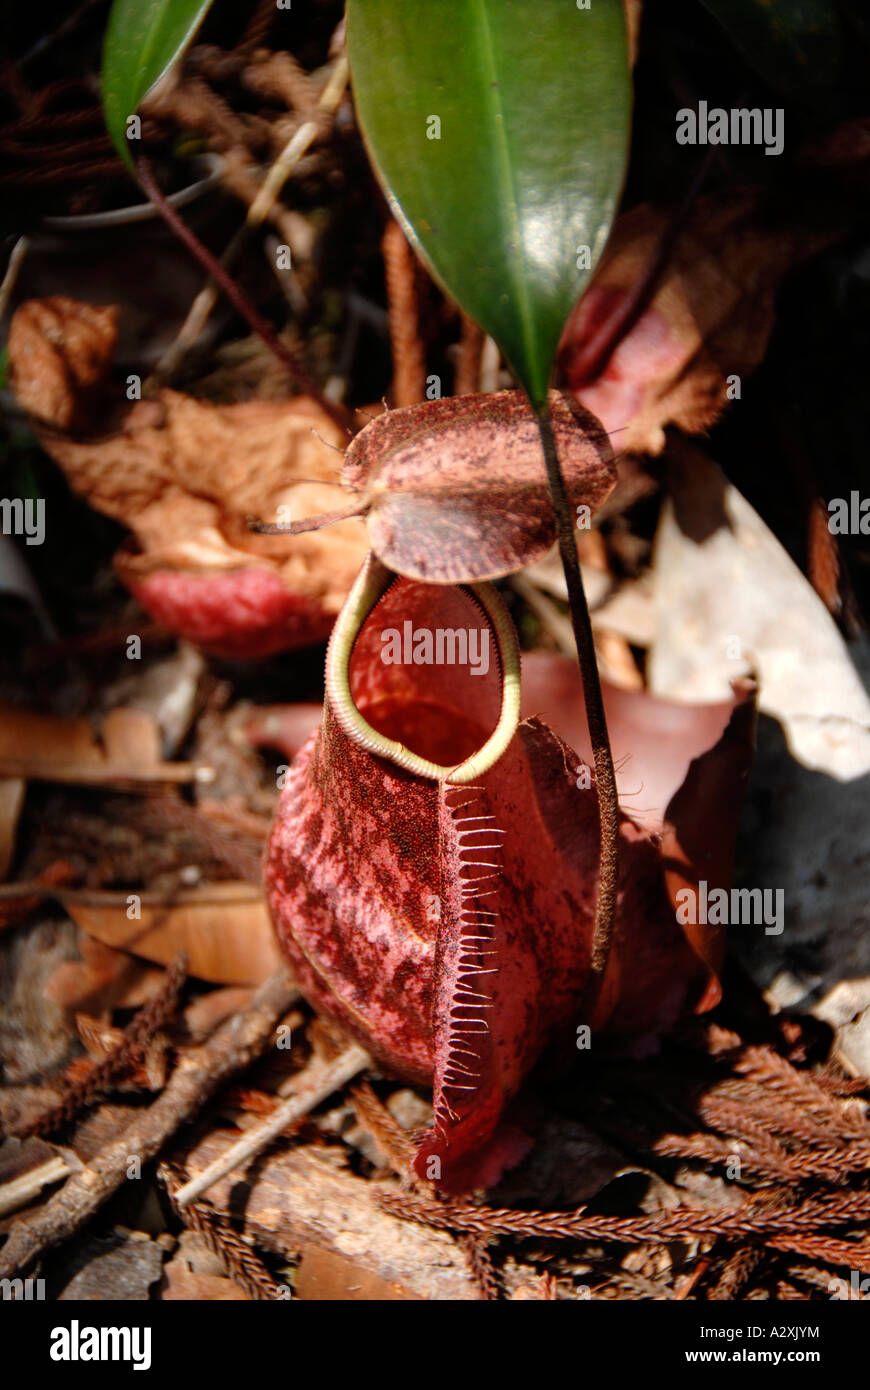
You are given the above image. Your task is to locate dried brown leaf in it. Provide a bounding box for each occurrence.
[559,191,837,455]
[8,297,369,657]
[66,883,282,985]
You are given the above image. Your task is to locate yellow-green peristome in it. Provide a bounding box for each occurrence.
[325,553,521,783]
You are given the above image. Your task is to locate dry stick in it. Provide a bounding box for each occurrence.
[0,1155,80,1221]
[135,156,353,436]
[535,405,619,1007]
[155,53,349,381]
[173,1043,371,1208]
[0,235,28,322]
[0,757,213,787]
[0,969,299,1278]
[0,883,261,907]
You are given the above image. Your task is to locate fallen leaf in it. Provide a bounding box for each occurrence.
[0,703,103,766]
[45,932,166,1017]
[648,438,870,779]
[244,703,322,762]
[0,700,195,786]
[160,1231,254,1301]
[66,882,283,985]
[8,297,369,658]
[182,986,254,1040]
[559,190,838,455]
[295,1245,419,1301]
[727,689,870,1074]
[520,650,749,834]
[0,861,78,934]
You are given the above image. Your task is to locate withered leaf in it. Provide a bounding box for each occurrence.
[8,297,369,657]
[559,190,839,456]
[648,442,870,781]
[45,933,166,1017]
[66,882,283,986]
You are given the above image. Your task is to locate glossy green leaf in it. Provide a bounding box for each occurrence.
[699,1,844,105]
[102,0,215,171]
[347,0,631,407]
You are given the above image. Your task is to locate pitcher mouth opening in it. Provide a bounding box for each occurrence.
[325,555,521,784]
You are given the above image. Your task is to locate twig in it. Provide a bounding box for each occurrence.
[0,235,28,322]
[0,969,299,1278]
[173,1043,371,1208]
[0,757,214,787]
[0,883,261,908]
[768,1232,870,1271]
[0,1154,81,1220]
[535,404,619,1011]
[136,156,352,434]
[154,55,349,383]
[11,954,188,1140]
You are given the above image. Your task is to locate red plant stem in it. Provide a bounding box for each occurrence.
[535,404,618,1010]
[135,156,354,436]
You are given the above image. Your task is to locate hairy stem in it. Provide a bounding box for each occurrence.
[535,403,619,1012]
[135,156,354,436]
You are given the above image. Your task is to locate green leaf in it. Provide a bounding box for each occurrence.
[101,0,215,172]
[347,0,631,406]
[698,0,845,105]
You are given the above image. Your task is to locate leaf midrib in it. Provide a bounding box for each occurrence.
[469,0,542,400]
